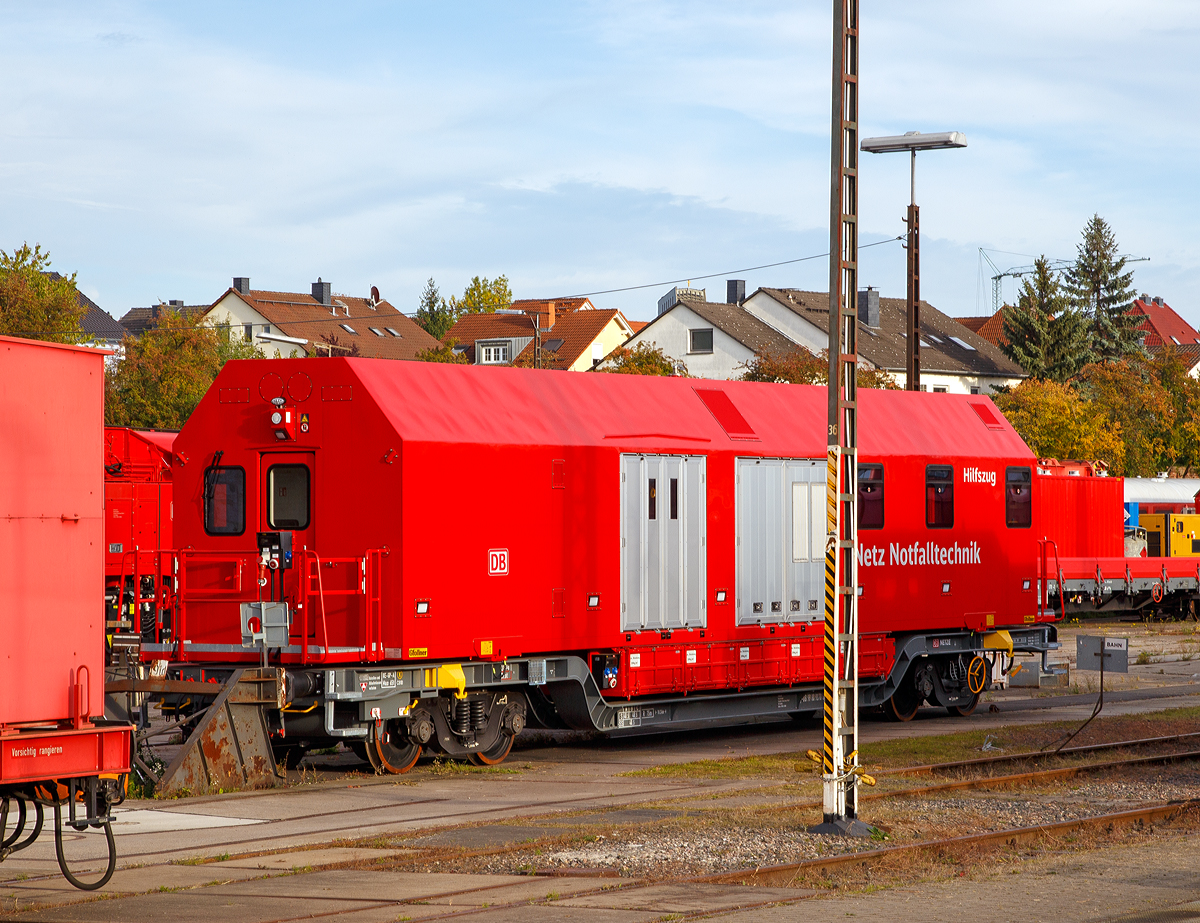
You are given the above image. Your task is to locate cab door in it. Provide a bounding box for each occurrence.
[260,452,316,632]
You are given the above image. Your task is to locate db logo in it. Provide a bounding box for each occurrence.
[488,548,509,576]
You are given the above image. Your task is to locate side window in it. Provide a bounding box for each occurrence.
[1005,466,1032,528]
[925,465,953,528]
[858,464,884,529]
[648,478,657,520]
[269,465,310,530]
[204,466,245,535]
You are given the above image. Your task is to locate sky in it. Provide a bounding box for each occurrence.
[4,1,1199,324]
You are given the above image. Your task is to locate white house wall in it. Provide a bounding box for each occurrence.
[203,294,304,358]
[566,315,635,372]
[620,305,756,379]
[741,292,827,354]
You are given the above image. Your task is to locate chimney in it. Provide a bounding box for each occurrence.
[857,287,880,327]
[168,299,184,307]
[546,301,556,328]
[233,277,250,295]
[1153,296,1163,306]
[312,278,331,306]
[727,279,746,305]
[151,303,161,319]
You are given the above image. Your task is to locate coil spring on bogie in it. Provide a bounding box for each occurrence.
[451,698,471,735]
[470,698,487,731]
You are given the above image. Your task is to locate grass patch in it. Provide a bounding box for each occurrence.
[427,758,524,776]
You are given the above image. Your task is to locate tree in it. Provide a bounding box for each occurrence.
[449,275,512,316]
[415,339,469,364]
[106,311,263,429]
[601,342,680,376]
[1151,347,1200,476]
[1000,256,1092,381]
[739,348,899,388]
[992,378,1124,468]
[0,243,86,343]
[1063,214,1141,362]
[414,278,455,340]
[1074,358,1174,476]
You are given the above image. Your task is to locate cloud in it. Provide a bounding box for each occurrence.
[2,1,1198,324]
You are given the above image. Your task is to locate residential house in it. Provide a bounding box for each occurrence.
[118,300,209,336]
[608,292,794,380]
[443,298,634,371]
[959,294,1200,377]
[200,277,440,359]
[613,283,1023,393]
[1131,294,1200,375]
[956,311,1006,348]
[741,288,1022,393]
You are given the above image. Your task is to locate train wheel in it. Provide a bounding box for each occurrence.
[373,723,421,774]
[466,734,514,767]
[350,736,383,772]
[949,693,980,717]
[887,681,920,722]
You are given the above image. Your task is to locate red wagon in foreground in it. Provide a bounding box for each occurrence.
[0,335,131,889]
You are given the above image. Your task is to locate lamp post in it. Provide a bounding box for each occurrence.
[859,131,966,391]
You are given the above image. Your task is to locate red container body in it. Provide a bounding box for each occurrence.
[161,358,1046,694]
[0,336,106,725]
[103,427,174,574]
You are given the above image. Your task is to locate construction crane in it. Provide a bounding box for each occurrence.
[978,249,1150,314]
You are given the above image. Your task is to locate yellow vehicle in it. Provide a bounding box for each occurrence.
[1140,513,1200,557]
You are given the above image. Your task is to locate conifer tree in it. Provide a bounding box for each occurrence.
[1063,214,1141,361]
[414,278,455,340]
[1001,256,1091,381]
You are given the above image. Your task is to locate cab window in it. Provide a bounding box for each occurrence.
[858,464,884,529]
[1005,467,1032,527]
[204,466,245,535]
[925,465,953,528]
[269,465,310,530]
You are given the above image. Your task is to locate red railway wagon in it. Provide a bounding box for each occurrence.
[0,335,131,889]
[103,426,174,657]
[144,357,1062,770]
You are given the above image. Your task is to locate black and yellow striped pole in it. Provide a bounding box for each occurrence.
[811,0,870,838]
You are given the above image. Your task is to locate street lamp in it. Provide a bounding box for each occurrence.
[860,131,966,391]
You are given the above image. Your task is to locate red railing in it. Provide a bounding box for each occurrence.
[174,547,388,664]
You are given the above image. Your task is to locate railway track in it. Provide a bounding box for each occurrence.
[4,734,1198,920]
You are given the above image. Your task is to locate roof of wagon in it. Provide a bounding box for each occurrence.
[334,358,1034,461]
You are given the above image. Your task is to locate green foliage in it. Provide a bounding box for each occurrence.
[416,339,469,364]
[414,278,455,340]
[1074,357,1174,476]
[449,275,512,316]
[993,377,1125,467]
[1063,214,1141,361]
[739,348,899,389]
[0,243,86,343]
[1000,256,1092,381]
[106,311,263,429]
[602,341,680,376]
[1152,347,1200,476]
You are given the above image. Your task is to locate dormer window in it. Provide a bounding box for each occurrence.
[480,341,510,364]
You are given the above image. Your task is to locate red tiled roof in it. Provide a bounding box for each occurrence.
[953,311,1008,347]
[218,289,441,360]
[443,312,539,363]
[514,308,625,370]
[627,320,648,334]
[1130,298,1200,348]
